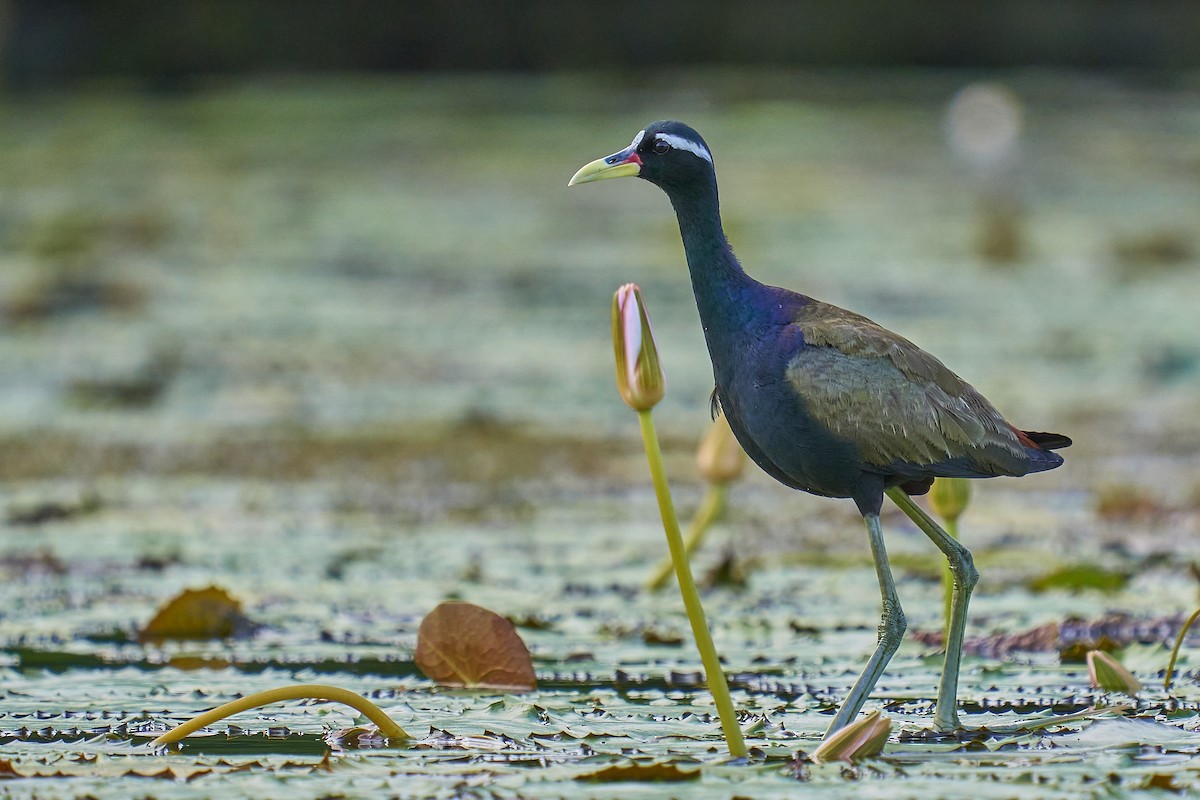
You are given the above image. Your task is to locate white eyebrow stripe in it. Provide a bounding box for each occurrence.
[655,133,713,163]
[629,129,646,150]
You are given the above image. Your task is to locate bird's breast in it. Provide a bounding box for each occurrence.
[709,325,864,499]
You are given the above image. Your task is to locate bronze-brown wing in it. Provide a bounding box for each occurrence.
[787,303,1028,472]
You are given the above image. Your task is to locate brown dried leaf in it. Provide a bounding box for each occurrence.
[121,767,179,780]
[1142,773,1185,792]
[913,621,1061,658]
[0,759,25,778]
[919,612,1193,660]
[139,586,257,643]
[415,601,537,691]
[166,655,233,670]
[577,761,701,783]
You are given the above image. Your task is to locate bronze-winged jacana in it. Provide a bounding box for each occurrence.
[569,121,1070,738]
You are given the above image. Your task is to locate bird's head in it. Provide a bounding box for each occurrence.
[568,121,715,193]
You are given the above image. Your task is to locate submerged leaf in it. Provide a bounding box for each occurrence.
[1028,564,1129,593]
[415,601,537,691]
[325,725,389,750]
[577,761,701,783]
[139,586,257,643]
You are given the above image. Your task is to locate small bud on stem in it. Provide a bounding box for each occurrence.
[697,415,746,485]
[930,477,971,524]
[612,284,665,411]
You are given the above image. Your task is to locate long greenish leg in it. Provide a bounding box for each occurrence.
[886,487,978,732]
[824,512,906,738]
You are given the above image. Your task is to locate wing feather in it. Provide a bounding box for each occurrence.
[787,304,1029,474]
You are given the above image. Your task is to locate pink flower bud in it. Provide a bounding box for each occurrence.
[611,284,665,411]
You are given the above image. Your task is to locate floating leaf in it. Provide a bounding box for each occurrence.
[1051,718,1200,749]
[813,709,891,763]
[641,627,684,646]
[325,725,389,750]
[1027,564,1129,594]
[577,761,700,783]
[415,601,537,691]
[1143,773,1185,792]
[139,586,257,643]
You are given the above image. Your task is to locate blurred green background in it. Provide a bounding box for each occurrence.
[5,0,1200,87]
[0,4,1196,553]
[2,5,1200,793]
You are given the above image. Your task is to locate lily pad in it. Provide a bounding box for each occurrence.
[139,586,258,643]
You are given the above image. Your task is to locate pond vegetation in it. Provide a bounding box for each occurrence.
[1,71,1200,797]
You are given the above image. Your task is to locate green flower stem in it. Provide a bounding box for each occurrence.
[149,683,410,748]
[1165,608,1200,690]
[636,409,747,758]
[941,517,959,644]
[647,483,728,591]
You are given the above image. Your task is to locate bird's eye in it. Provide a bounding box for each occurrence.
[652,139,670,155]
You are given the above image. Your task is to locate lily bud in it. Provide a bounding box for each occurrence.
[930,477,971,524]
[697,415,746,485]
[612,283,665,412]
[1087,649,1141,696]
[813,709,891,764]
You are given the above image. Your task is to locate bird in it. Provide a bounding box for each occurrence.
[569,121,1070,740]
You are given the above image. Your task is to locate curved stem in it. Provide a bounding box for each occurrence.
[647,483,728,591]
[149,684,410,748]
[637,410,747,758]
[1165,608,1200,690]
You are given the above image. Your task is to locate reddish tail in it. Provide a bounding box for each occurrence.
[1015,429,1072,450]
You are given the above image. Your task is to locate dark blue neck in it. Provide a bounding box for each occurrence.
[664,178,761,352]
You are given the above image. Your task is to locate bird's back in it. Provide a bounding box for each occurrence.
[712,290,1067,500]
